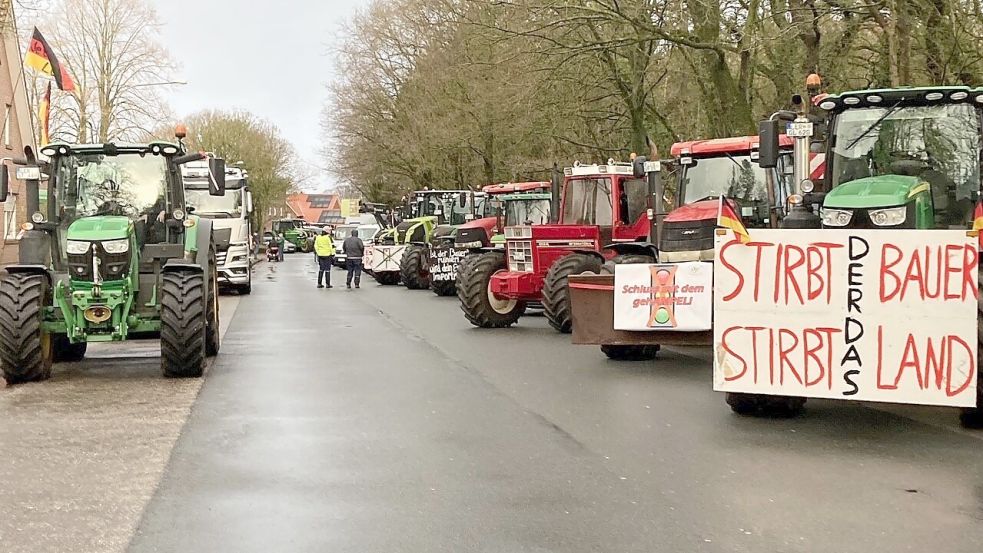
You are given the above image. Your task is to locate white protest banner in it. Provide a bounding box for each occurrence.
[430,248,468,282]
[614,262,713,331]
[713,229,979,407]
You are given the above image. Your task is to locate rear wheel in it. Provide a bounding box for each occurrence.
[205,256,221,358]
[431,279,457,297]
[457,251,526,328]
[542,253,603,333]
[601,344,660,361]
[0,274,53,383]
[160,271,207,378]
[53,334,87,363]
[374,271,400,286]
[401,244,431,290]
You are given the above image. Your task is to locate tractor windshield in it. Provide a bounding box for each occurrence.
[680,155,771,206]
[56,153,167,222]
[506,198,551,226]
[829,103,980,211]
[561,178,614,225]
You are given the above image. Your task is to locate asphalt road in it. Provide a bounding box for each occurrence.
[3,255,983,552]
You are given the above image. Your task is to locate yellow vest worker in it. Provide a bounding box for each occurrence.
[314,231,336,288]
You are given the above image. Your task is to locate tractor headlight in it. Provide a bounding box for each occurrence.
[102,239,129,254]
[821,208,853,227]
[869,206,907,227]
[67,240,91,255]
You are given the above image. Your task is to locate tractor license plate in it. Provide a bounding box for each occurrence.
[786,121,814,137]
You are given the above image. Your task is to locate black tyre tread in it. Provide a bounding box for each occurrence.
[374,271,400,286]
[542,253,603,333]
[457,251,525,328]
[160,271,207,378]
[601,344,660,361]
[601,254,656,275]
[205,260,221,358]
[0,274,52,383]
[53,335,87,363]
[431,278,457,297]
[400,244,431,290]
[726,393,806,418]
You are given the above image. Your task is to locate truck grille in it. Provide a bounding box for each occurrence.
[660,219,715,253]
[216,251,228,266]
[508,240,533,272]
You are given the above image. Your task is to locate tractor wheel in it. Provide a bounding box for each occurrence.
[601,254,656,274]
[53,334,87,363]
[299,239,312,253]
[726,393,806,418]
[0,273,53,383]
[431,278,457,297]
[400,244,431,290]
[374,271,400,286]
[960,263,983,429]
[601,345,660,361]
[160,271,207,378]
[457,251,526,328]
[205,255,221,358]
[542,253,603,333]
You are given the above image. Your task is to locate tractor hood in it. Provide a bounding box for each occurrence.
[663,199,721,223]
[459,216,497,232]
[67,216,132,241]
[824,175,923,209]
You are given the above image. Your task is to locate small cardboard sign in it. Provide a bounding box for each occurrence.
[430,248,468,282]
[614,262,713,331]
[713,229,979,407]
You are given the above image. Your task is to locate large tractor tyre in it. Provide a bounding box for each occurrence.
[960,266,983,429]
[160,271,207,378]
[374,271,400,286]
[205,257,221,358]
[299,239,313,254]
[726,393,806,418]
[600,254,656,274]
[431,278,458,297]
[542,253,603,334]
[601,345,660,361]
[457,251,526,328]
[53,335,87,363]
[0,274,53,383]
[400,244,431,290]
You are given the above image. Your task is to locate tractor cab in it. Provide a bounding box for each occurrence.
[815,87,982,230]
[659,136,795,262]
[453,182,551,250]
[408,189,482,225]
[557,162,650,246]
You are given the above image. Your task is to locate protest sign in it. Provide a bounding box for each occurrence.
[614,262,713,331]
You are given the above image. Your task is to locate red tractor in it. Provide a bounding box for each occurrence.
[458,161,657,331]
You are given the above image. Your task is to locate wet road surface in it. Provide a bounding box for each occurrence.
[131,256,982,553]
[3,255,982,552]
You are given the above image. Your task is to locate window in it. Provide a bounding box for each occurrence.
[561,178,614,226]
[621,178,648,224]
[309,195,334,208]
[3,105,10,149]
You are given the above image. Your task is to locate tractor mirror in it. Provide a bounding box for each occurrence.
[633,156,648,178]
[245,190,254,213]
[0,165,8,200]
[173,151,206,165]
[758,119,780,168]
[208,157,226,196]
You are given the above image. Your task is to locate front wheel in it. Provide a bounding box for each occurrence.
[960,266,983,428]
[400,244,431,290]
[542,253,603,333]
[0,273,53,383]
[457,252,526,328]
[53,334,87,363]
[431,278,457,297]
[374,271,400,286]
[160,271,207,378]
[205,258,221,358]
[726,393,806,418]
[601,345,660,361]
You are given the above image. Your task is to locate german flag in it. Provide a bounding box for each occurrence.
[973,201,983,232]
[25,28,75,92]
[717,196,750,244]
[39,82,51,146]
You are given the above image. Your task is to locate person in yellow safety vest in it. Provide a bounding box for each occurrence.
[314,228,336,288]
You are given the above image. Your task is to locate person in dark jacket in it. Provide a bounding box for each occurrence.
[342,229,365,289]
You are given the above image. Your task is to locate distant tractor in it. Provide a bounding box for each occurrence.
[459,162,654,331]
[272,218,313,253]
[0,133,226,383]
[430,181,551,297]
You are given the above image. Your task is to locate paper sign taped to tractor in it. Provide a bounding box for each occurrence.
[713,229,979,407]
[614,262,713,331]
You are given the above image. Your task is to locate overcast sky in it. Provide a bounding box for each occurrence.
[150,0,368,191]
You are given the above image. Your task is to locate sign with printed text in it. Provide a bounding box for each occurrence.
[430,248,468,282]
[713,229,979,407]
[614,262,713,331]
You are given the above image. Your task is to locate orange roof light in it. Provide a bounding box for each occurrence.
[806,73,822,89]
[174,124,187,139]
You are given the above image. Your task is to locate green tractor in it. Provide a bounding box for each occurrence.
[0,138,226,383]
[272,218,313,253]
[754,85,983,427]
[399,189,487,290]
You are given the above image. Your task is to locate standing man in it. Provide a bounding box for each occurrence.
[343,229,365,289]
[314,228,336,288]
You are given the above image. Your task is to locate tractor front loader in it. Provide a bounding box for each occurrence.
[0,132,226,383]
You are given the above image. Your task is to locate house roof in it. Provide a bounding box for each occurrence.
[286,193,343,223]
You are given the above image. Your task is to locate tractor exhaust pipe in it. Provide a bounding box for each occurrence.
[550,163,561,224]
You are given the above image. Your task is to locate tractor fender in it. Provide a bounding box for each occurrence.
[18,229,52,266]
[4,264,52,287]
[567,248,605,264]
[602,242,659,259]
[162,217,214,273]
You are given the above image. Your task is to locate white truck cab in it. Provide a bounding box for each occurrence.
[182,161,254,294]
